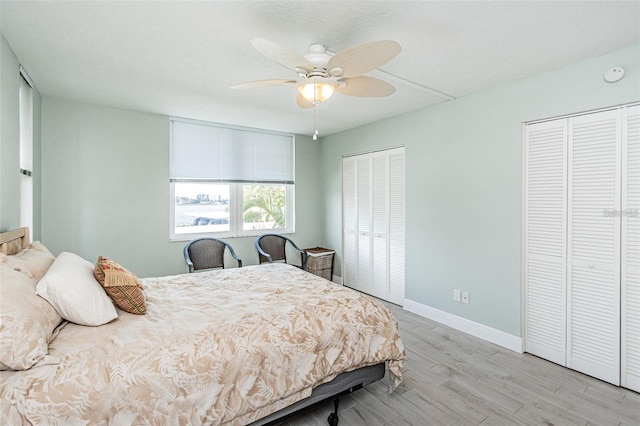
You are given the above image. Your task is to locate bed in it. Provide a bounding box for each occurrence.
[0,228,405,425]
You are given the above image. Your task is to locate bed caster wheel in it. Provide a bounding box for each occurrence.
[327,398,339,425]
[327,412,338,426]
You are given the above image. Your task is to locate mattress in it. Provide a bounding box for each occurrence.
[1,263,405,425]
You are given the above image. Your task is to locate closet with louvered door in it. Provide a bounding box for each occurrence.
[524,103,639,391]
[342,147,405,305]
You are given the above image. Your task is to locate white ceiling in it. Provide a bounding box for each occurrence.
[1,1,639,136]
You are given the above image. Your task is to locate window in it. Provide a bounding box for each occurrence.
[170,118,295,239]
[19,67,33,231]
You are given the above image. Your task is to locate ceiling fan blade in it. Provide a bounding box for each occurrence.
[328,40,401,78]
[336,76,396,97]
[231,79,296,89]
[296,93,316,109]
[251,38,313,74]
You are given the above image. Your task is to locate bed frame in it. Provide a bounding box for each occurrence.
[254,363,385,425]
[0,227,386,425]
[0,226,29,254]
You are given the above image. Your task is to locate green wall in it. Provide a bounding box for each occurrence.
[3,30,639,339]
[321,44,640,336]
[40,98,322,278]
[0,34,42,238]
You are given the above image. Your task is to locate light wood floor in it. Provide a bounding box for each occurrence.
[280,302,640,426]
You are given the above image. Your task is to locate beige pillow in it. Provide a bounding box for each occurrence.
[94,256,146,315]
[2,241,55,282]
[0,265,62,370]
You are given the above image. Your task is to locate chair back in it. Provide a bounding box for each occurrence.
[256,234,287,264]
[255,233,308,269]
[184,238,242,272]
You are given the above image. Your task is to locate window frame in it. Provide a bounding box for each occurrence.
[170,182,295,241]
[169,118,295,241]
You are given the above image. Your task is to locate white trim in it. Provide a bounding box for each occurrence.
[332,275,343,285]
[403,298,523,353]
[169,182,294,241]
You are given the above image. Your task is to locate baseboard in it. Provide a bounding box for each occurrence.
[403,299,523,353]
[332,275,343,285]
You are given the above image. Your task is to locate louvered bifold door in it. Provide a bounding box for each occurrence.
[388,148,406,305]
[343,148,405,304]
[371,152,389,301]
[622,105,640,392]
[524,120,568,366]
[567,110,621,385]
[342,157,359,290]
[356,156,373,293]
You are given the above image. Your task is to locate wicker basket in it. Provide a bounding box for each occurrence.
[303,247,335,281]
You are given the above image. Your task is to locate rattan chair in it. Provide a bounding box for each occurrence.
[255,233,308,270]
[183,237,242,272]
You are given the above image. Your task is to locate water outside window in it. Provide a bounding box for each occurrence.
[173,182,288,236]
[174,182,230,235]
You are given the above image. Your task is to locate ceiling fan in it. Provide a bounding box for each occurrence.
[232,38,402,109]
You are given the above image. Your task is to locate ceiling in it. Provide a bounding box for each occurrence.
[1,1,639,137]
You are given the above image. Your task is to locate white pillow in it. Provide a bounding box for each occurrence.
[36,252,118,326]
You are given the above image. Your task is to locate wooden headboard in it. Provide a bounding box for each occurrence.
[0,227,30,255]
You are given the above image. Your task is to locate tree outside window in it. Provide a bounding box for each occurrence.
[243,185,286,230]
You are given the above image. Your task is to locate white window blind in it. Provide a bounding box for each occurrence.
[19,66,34,232]
[19,73,33,176]
[170,118,294,184]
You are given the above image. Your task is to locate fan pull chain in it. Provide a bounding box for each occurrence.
[313,76,319,140]
[313,105,319,141]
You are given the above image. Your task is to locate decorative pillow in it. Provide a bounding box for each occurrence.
[2,241,55,282]
[36,252,118,326]
[0,265,62,370]
[94,256,146,315]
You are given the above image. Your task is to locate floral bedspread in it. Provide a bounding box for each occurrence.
[1,263,405,425]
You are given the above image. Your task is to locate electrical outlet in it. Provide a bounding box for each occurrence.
[461,291,469,304]
[453,289,461,302]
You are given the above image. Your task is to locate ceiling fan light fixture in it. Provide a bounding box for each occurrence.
[296,77,337,104]
[237,38,402,110]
